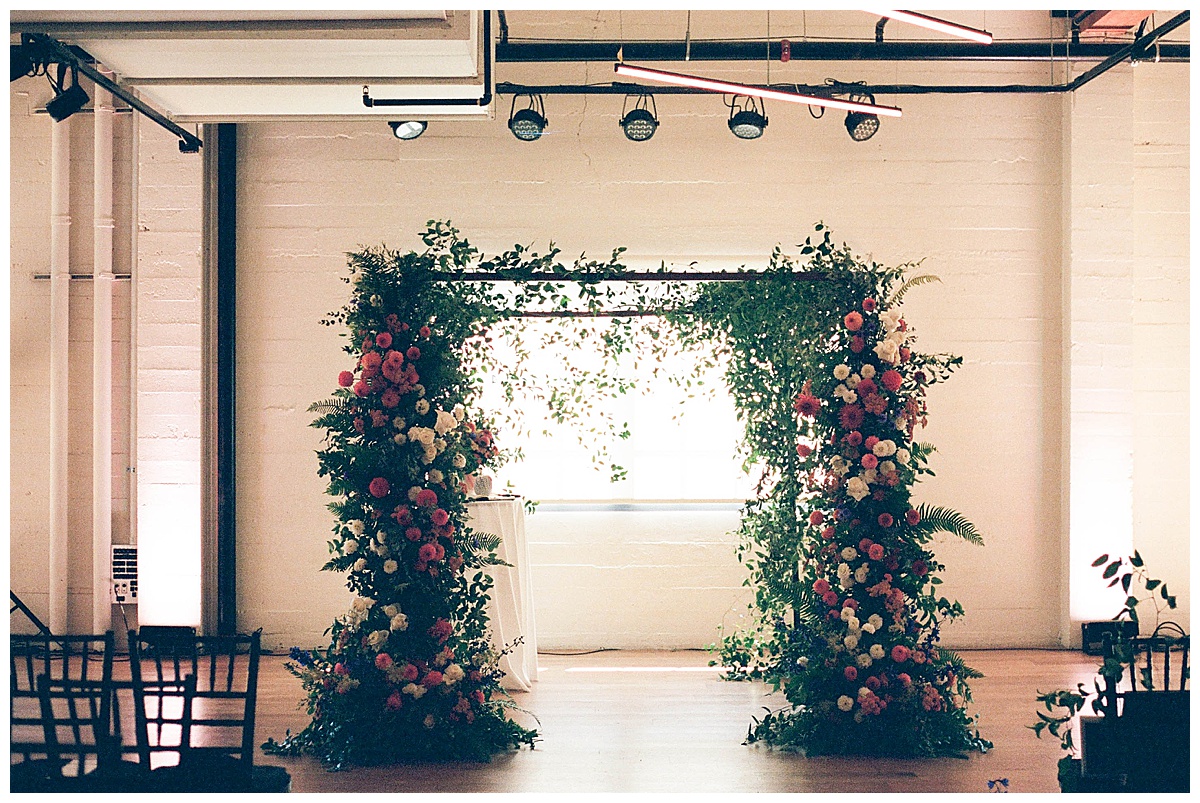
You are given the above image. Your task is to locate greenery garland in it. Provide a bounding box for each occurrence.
[266,220,987,766]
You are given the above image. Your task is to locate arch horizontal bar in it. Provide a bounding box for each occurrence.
[436,270,826,282]
[510,310,665,318]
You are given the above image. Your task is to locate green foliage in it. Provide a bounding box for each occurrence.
[908,504,984,546]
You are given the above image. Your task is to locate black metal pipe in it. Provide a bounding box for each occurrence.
[496,39,1188,64]
[214,123,237,636]
[1069,10,1190,91]
[441,270,825,282]
[497,81,1077,97]
[28,33,202,152]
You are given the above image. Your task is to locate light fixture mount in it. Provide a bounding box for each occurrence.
[843,90,881,141]
[619,93,658,142]
[389,120,427,140]
[508,94,547,141]
[727,95,767,140]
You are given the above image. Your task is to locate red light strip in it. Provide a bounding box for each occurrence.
[613,63,903,118]
[870,10,993,45]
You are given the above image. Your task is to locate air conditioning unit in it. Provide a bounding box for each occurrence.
[112,545,138,603]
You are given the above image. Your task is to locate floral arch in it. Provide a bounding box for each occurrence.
[264,221,988,766]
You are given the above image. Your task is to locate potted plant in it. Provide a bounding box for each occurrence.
[1031,552,1188,792]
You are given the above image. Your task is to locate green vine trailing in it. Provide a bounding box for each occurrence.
[267,220,986,766]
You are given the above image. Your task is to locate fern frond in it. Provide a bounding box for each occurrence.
[460,528,513,567]
[910,504,984,546]
[308,397,353,417]
[940,647,985,680]
[891,274,941,305]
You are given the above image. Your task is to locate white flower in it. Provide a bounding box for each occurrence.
[423,714,435,728]
[839,607,854,622]
[421,446,437,464]
[869,643,885,660]
[383,559,398,574]
[797,656,809,668]
[390,613,409,631]
[415,384,426,398]
[845,374,861,390]
[860,363,876,379]
[854,564,870,584]
[403,683,426,699]
[833,364,851,380]
[366,629,389,648]
[452,404,465,421]
[896,449,911,465]
[443,664,465,685]
[861,623,877,635]
[874,340,900,365]
[837,563,852,579]
[834,384,848,401]
[830,456,847,475]
[372,542,388,557]
[843,634,859,650]
[868,614,884,629]
[408,486,422,502]
[856,653,873,668]
[434,410,457,435]
[415,399,430,415]
[434,439,446,453]
[392,417,406,430]
[351,597,374,613]
[879,461,896,476]
[858,686,872,699]
[452,453,466,469]
[837,695,855,712]
[353,558,367,572]
[873,439,897,457]
[347,520,365,536]
[883,308,902,328]
[846,616,861,633]
[863,468,878,484]
[343,538,359,554]
[393,432,407,445]
[846,477,870,502]
[841,546,858,561]
[428,469,444,484]
[844,390,858,404]
[383,604,400,617]
[369,294,382,306]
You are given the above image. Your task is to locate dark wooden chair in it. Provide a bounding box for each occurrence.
[128,627,290,792]
[9,632,123,792]
[1121,623,1189,793]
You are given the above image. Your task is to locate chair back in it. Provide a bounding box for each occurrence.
[128,628,262,780]
[1129,622,1190,692]
[35,673,120,780]
[10,632,115,770]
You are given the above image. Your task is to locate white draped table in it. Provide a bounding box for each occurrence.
[464,497,538,691]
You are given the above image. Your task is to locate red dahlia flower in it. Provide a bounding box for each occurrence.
[421,670,443,688]
[406,346,421,361]
[415,489,438,508]
[385,691,403,711]
[375,332,392,349]
[338,370,354,387]
[839,404,864,430]
[868,543,885,561]
[796,443,813,457]
[844,666,858,681]
[890,645,911,663]
[809,511,824,526]
[813,579,831,594]
[405,527,422,541]
[850,336,865,353]
[857,378,877,397]
[419,325,432,338]
[881,369,903,392]
[877,513,894,528]
[368,477,391,498]
[862,298,877,312]
[844,311,864,331]
[794,392,821,417]
[906,509,921,525]
[431,508,450,526]
[912,559,929,576]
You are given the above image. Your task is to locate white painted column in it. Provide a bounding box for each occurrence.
[93,72,116,633]
[48,117,72,635]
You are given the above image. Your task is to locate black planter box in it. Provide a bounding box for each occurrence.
[1081,621,1138,656]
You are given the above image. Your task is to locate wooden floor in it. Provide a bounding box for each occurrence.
[253,648,1097,794]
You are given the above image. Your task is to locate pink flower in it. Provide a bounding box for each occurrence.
[862,298,877,312]
[863,394,888,415]
[794,392,821,417]
[822,526,836,540]
[868,543,885,561]
[370,409,388,428]
[861,453,879,470]
[859,538,873,551]
[353,381,370,398]
[334,662,349,676]
[406,346,421,361]
[385,690,403,711]
[809,511,825,526]
[897,673,912,687]
[844,666,858,681]
[913,650,927,665]
[864,435,880,450]
[381,388,400,408]
[900,347,912,363]
[843,598,859,610]
[890,644,911,663]
[822,590,839,607]
[844,311,864,332]
[796,443,812,457]
[905,509,921,526]
[369,477,391,498]
[375,331,393,349]
[850,336,865,353]
[877,513,894,528]
[839,404,864,430]
[338,370,355,387]
[813,578,831,595]
[415,489,438,508]
[401,663,419,681]
[405,527,422,541]
[845,431,863,447]
[361,350,382,373]
[418,543,438,562]
[912,559,928,577]
[865,675,881,690]
[431,509,450,526]
[881,369,903,392]
[392,506,412,526]
[419,325,431,338]
[375,653,394,670]
[857,378,877,397]
[422,670,443,689]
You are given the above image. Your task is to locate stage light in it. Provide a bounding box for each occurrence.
[843,93,880,141]
[615,62,902,118]
[11,43,35,82]
[46,65,88,122]
[727,96,767,140]
[868,10,993,44]
[508,94,547,141]
[389,120,427,140]
[619,94,658,142]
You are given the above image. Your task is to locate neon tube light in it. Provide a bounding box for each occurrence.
[870,10,993,44]
[614,63,903,117]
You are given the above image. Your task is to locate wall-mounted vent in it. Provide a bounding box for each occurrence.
[112,545,138,603]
